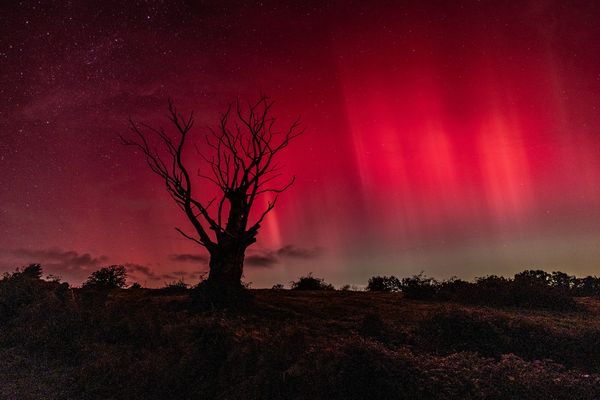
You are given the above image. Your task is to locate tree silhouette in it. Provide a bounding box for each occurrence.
[83,265,127,289]
[121,96,302,296]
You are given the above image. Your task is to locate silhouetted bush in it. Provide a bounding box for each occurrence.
[272,283,285,290]
[160,279,188,294]
[20,264,43,280]
[400,272,438,299]
[290,273,334,291]
[366,275,401,292]
[129,282,143,289]
[82,265,127,289]
[0,264,72,323]
[514,269,552,286]
[573,275,600,296]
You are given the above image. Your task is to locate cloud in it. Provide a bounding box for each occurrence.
[169,253,209,263]
[245,254,278,267]
[124,263,206,284]
[277,245,322,259]
[10,248,108,271]
[125,263,157,278]
[168,246,318,271]
[244,244,322,268]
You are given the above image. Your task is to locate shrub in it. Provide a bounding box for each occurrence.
[272,283,285,290]
[400,272,438,299]
[290,273,334,291]
[550,271,577,291]
[82,265,127,289]
[0,264,72,323]
[574,275,600,296]
[20,264,43,280]
[514,269,552,286]
[366,275,401,292]
[160,279,189,294]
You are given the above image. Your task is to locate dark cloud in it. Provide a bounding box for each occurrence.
[245,254,278,267]
[167,246,321,269]
[169,254,209,263]
[127,263,207,285]
[125,263,156,278]
[10,248,108,270]
[244,244,322,268]
[277,245,322,259]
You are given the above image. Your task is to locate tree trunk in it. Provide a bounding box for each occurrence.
[207,245,246,288]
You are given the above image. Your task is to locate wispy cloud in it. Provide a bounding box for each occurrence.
[10,248,108,270]
[277,245,322,259]
[169,253,209,263]
[124,263,162,281]
[244,244,323,268]
[245,254,278,267]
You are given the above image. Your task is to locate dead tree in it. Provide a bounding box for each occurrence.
[121,96,302,292]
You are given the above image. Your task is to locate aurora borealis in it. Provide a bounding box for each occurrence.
[2,1,600,287]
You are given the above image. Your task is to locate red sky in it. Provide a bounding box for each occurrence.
[2,0,600,287]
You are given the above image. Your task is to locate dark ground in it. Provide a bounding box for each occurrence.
[2,285,600,399]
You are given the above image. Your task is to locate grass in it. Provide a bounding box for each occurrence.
[3,279,600,399]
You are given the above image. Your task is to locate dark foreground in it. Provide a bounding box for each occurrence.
[3,285,600,399]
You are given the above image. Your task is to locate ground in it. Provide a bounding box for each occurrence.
[2,287,600,399]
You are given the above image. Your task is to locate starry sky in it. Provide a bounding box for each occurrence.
[2,0,600,287]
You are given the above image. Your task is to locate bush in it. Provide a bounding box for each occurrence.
[20,264,43,280]
[82,265,127,289]
[272,283,285,290]
[0,264,72,323]
[290,273,334,291]
[159,279,189,294]
[400,273,438,299]
[574,276,600,296]
[366,276,401,292]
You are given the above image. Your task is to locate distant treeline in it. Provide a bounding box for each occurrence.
[3,264,599,312]
[364,270,600,310]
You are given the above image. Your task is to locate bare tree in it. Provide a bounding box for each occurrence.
[121,96,302,294]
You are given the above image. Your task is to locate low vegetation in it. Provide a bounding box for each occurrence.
[2,265,600,399]
[290,273,335,291]
[367,269,600,311]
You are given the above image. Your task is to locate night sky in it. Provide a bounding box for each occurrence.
[2,0,600,287]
